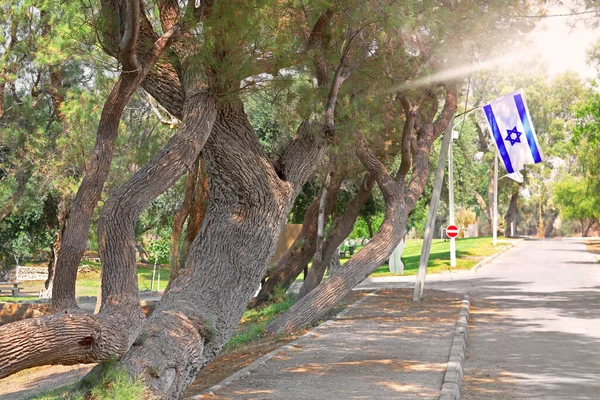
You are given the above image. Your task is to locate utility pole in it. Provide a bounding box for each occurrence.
[448,134,456,267]
[538,186,543,238]
[493,153,498,246]
[414,115,455,302]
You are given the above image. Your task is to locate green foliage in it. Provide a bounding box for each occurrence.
[553,176,600,224]
[148,238,170,265]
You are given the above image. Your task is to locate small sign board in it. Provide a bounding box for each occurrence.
[446,225,459,239]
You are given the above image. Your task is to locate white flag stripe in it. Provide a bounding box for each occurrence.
[482,89,543,173]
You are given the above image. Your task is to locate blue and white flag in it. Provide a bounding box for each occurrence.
[482,89,543,173]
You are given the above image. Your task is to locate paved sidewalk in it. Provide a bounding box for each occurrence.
[192,289,463,400]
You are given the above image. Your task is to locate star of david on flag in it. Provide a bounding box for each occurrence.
[482,89,543,174]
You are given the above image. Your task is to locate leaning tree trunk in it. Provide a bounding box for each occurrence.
[40,196,69,299]
[267,85,457,334]
[115,100,326,398]
[50,19,181,310]
[267,143,406,334]
[297,173,374,299]
[250,173,342,308]
[0,91,217,381]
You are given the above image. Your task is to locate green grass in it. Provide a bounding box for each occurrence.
[2,236,514,302]
[369,236,516,277]
[224,295,295,351]
[0,265,170,302]
[296,236,516,281]
[27,362,148,400]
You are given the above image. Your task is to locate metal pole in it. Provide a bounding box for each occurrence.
[538,185,543,238]
[493,153,498,246]
[413,115,455,301]
[448,140,456,267]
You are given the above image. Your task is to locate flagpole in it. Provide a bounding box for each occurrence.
[448,136,456,267]
[493,153,498,246]
[413,114,455,302]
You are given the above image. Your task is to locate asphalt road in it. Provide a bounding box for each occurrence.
[328,237,600,399]
[461,238,600,399]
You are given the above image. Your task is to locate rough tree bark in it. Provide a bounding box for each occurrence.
[297,173,374,299]
[115,99,327,397]
[266,136,408,334]
[0,8,344,398]
[250,173,343,308]
[267,85,457,334]
[165,157,200,291]
[40,195,69,299]
[51,2,181,310]
[0,89,217,382]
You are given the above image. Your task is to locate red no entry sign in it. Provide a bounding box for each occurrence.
[446,225,459,238]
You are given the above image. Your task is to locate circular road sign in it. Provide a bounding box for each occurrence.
[446,225,459,238]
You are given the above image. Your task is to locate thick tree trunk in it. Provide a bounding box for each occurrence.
[297,174,374,299]
[165,158,199,291]
[51,72,148,310]
[116,100,326,398]
[97,91,217,311]
[50,10,180,310]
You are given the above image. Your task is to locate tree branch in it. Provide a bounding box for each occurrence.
[120,0,141,71]
[157,0,179,32]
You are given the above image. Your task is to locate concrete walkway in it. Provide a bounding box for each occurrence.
[190,289,463,400]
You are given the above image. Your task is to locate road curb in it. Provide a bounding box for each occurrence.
[192,290,379,399]
[438,294,470,400]
[470,239,524,274]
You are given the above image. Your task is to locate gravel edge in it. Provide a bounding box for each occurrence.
[438,294,471,400]
[190,290,379,399]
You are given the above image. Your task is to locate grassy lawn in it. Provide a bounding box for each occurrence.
[295,236,516,280]
[369,236,517,277]
[0,264,170,302]
[2,236,515,302]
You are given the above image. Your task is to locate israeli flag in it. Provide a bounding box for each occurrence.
[482,89,543,173]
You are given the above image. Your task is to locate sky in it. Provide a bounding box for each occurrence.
[523,3,600,80]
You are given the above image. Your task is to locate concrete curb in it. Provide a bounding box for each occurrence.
[438,294,470,400]
[192,290,379,399]
[470,239,524,274]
